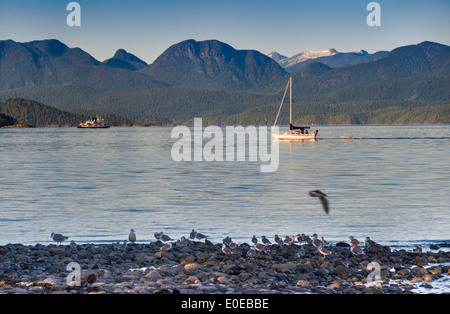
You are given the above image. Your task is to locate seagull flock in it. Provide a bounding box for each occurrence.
[48,190,417,257]
[50,228,393,261]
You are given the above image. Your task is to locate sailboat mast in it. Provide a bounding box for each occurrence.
[289,76,292,125]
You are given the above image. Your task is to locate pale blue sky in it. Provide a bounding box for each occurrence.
[0,0,449,63]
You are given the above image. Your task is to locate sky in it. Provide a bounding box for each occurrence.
[0,0,449,64]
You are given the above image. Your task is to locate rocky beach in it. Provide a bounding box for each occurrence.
[0,236,449,295]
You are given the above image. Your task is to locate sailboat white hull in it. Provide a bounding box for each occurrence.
[272,132,317,141]
[272,76,319,141]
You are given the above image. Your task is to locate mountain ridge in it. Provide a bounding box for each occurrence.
[103,49,148,71]
[0,39,448,125]
[140,39,288,92]
[0,39,168,91]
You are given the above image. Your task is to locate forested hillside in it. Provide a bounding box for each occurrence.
[0,113,19,127]
[0,98,171,127]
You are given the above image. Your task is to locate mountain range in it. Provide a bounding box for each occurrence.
[0,38,449,125]
[0,39,167,91]
[269,48,389,72]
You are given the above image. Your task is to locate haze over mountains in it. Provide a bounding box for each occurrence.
[0,38,449,126]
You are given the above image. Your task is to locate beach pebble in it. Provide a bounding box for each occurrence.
[184,263,203,271]
[427,267,442,276]
[275,262,297,273]
[397,268,411,276]
[40,276,63,286]
[333,265,352,278]
[144,271,162,281]
[423,274,434,282]
[12,287,28,294]
[296,279,310,288]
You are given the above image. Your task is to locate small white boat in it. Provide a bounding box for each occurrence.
[77,116,110,129]
[272,77,318,140]
[272,126,317,140]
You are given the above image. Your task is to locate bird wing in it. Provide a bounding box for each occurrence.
[319,196,329,214]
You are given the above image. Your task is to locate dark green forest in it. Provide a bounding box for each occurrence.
[0,113,19,127]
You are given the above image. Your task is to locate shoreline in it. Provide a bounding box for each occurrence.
[1,240,449,294]
[1,123,449,129]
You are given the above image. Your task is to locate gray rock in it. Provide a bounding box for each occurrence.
[333,265,353,278]
[144,270,162,281]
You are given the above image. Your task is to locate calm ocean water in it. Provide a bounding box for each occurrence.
[0,125,449,249]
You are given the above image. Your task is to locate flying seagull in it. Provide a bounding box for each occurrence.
[309,190,329,214]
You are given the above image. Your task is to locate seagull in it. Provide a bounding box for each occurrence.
[366,241,385,254]
[246,246,256,258]
[178,236,192,246]
[70,240,77,249]
[159,232,173,242]
[261,235,272,246]
[297,245,306,257]
[274,234,283,246]
[120,240,128,250]
[311,234,322,248]
[350,245,365,255]
[254,243,266,252]
[128,229,136,243]
[160,242,172,252]
[309,190,329,214]
[284,235,295,245]
[50,232,69,245]
[301,234,312,245]
[318,243,333,259]
[414,245,422,253]
[226,237,238,250]
[223,236,231,245]
[349,236,362,246]
[221,244,233,255]
[365,237,377,246]
[195,231,208,241]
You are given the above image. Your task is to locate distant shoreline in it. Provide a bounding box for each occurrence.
[1,123,449,129]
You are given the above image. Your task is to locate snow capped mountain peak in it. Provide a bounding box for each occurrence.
[278,48,338,68]
[267,47,388,73]
[355,49,369,55]
[267,51,287,62]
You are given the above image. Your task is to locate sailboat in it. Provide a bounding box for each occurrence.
[272,76,318,140]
